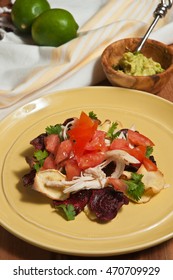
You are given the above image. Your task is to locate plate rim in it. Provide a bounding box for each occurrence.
[0,86,173,256]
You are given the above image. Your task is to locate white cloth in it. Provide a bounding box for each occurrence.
[0,0,173,119]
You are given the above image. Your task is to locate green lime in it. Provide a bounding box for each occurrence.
[11,0,50,33]
[31,8,79,47]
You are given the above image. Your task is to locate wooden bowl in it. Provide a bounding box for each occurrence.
[101,38,173,94]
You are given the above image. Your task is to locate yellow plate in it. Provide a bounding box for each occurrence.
[0,87,173,256]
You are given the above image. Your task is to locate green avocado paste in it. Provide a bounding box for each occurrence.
[115,51,164,76]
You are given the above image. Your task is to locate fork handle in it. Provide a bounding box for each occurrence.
[136,1,173,52]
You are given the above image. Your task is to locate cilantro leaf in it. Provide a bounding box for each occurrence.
[33,150,48,172]
[55,204,76,221]
[34,150,48,161]
[124,173,145,201]
[107,122,119,141]
[46,124,62,136]
[146,146,153,158]
[33,163,41,172]
[88,111,98,120]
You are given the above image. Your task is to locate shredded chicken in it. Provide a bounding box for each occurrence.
[39,149,140,194]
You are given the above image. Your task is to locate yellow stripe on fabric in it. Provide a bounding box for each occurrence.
[0,21,148,108]
[0,0,172,108]
[80,0,168,31]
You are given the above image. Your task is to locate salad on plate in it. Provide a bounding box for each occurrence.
[22,111,166,222]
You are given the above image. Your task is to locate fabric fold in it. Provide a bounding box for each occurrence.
[0,0,173,110]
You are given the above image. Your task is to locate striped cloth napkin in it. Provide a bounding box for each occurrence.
[0,0,173,111]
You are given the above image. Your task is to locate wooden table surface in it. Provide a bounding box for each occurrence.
[0,0,173,260]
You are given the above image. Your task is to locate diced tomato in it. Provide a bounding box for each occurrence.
[85,130,107,152]
[77,151,105,170]
[44,134,60,154]
[55,139,73,164]
[42,155,56,170]
[110,138,130,151]
[143,157,158,171]
[68,111,98,156]
[65,159,81,181]
[130,145,147,162]
[109,138,147,164]
[128,130,154,147]
[107,177,127,193]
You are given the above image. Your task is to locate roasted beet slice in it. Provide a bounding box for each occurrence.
[22,169,36,187]
[149,155,157,166]
[53,189,92,215]
[30,133,47,150]
[62,117,75,126]
[88,187,129,222]
[103,161,116,176]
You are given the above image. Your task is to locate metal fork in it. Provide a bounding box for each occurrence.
[136,0,173,52]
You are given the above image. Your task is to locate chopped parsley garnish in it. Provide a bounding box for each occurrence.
[55,204,76,221]
[107,122,119,141]
[88,111,98,120]
[124,173,145,201]
[46,124,62,136]
[146,146,153,158]
[33,150,48,172]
